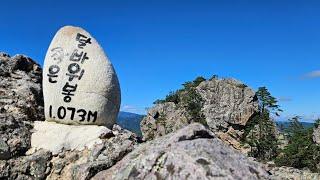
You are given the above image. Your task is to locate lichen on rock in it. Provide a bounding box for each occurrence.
[93,123,270,180]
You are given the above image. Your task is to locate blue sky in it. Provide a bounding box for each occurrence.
[0,0,319,121]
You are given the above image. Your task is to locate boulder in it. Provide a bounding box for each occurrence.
[93,123,270,180]
[197,78,258,130]
[43,26,121,127]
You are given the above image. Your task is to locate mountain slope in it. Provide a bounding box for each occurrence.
[117,111,144,136]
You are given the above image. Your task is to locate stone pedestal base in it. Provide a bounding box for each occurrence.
[30,121,111,155]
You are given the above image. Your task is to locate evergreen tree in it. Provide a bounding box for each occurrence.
[246,87,281,161]
[256,87,282,116]
[275,117,320,172]
[286,116,304,138]
[153,76,206,105]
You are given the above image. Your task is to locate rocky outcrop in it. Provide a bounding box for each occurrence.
[0,53,44,160]
[0,124,138,180]
[141,77,258,150]
[140,102,190,141]
[93,123,270,180]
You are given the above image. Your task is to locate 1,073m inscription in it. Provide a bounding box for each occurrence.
[48,105,97,122]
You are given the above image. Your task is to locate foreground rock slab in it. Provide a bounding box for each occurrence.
[1,124,138,180]
[93,123,269,180]
[43,26,121,127]
[31,121,113,155]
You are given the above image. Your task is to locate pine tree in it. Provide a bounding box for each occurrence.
[246,87,281,161]
[256,87,282,116]
[275,116,320,172]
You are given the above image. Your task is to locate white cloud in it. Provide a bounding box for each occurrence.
[120,105,146,115]
[302,70,320,79]
[277,97,292,102]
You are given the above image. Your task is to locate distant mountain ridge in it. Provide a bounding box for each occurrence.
[117,111,144,136]
[117,111,317,137]
[276,120,315,132]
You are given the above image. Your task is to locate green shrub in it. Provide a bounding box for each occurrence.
[180,88,207,126]
[153,76,207,126]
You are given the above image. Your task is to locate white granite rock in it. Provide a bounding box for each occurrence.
[43,26,121,127]
[30,121,112,155]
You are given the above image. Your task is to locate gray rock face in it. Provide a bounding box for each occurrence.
[43,26,121,127]
[0,53,44,160]
[140,77,258,149]
[0,53,43,121]
[197,78,258,130]
[93,123,270,180]
[140,102,190,141]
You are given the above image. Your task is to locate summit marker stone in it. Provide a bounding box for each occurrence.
[43,26,121,127]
